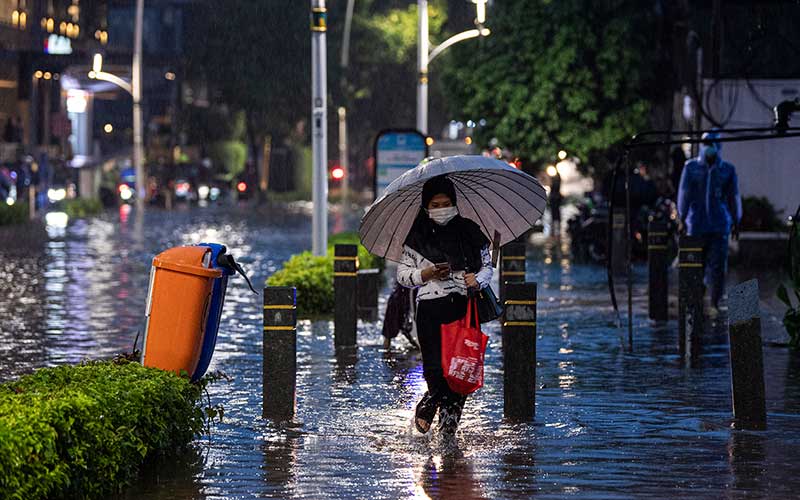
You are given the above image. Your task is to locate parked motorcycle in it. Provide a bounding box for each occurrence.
[568,195,678,264]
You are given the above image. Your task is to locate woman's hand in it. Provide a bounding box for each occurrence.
[465,272,479,289]
[422,264,451,282]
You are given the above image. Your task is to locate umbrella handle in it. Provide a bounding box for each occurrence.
[458,237,471,274]
[491,230,501,268]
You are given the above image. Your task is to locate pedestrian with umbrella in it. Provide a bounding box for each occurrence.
[359,156,546,436]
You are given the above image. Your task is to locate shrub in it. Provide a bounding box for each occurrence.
[266,233,384,316]
[266,251,334,316]
[0,361,204,500]
[0,202,27,226]
[328,231,383,270]
[740,196,786,232]
[777,217,800,348]
[62,198,104,219]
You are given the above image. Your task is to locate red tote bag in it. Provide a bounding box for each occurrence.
[441,298,490,395]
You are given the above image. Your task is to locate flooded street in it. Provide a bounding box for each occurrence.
[2,206,799,499]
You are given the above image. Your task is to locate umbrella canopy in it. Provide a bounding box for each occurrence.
[359,155,547,261]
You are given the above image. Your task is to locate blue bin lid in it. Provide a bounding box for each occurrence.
[197,243,236,276]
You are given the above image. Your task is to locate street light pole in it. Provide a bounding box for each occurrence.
[339,0,354,208]
[132,0,145,211]
[311,0,328,256]
[416,0,429,135]
[337,106,348,205]
[416,0,489,136]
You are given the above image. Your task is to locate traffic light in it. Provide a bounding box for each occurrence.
[330,165,344,181]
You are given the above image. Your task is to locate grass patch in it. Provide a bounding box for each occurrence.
[0,360,205,499]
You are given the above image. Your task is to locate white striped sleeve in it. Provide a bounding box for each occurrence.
[397,245,425,288]
[475,244,493,289]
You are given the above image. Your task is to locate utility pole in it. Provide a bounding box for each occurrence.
[311,0,328,256]
[132,0,145,211]
[416,0,429,135]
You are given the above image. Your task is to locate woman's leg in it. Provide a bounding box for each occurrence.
[414,295,468,433]
[438,391,467,436]
[414,299,448,431]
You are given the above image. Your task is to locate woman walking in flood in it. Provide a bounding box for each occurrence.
[397,175,493,436]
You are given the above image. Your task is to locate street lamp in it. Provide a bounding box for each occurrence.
[474,0,486,24]
[88,58,132,95]
[417,0,489,135]
[86,0,145,211]
[92,53,102,73]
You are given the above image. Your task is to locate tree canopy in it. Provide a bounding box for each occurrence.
[185,0,310,141]
[442,0,662,171]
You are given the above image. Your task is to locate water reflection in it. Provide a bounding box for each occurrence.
[261,431,298,498]
[0,250,47,380]
[333,345,358,385]
[1,206,799,498]
[728,431,767,494]
[115,448,206,500]
[785,353,800,410]
[417,452,486,500]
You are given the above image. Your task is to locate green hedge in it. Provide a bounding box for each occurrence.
[328,231,383,270]
[266,251,334,315]
[265,233,383,316]
[0,202,28,226]
[62,198,104,219]
[0,361,204,500]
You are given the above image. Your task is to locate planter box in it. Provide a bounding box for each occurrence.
[732,231,790,268]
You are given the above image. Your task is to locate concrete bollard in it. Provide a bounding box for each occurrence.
[263,286,297,421]
[356,268,380,322]
[678,236,704,359]
[647,220,669,322]
[502,282,537,422]
[611,208,627,275]
[334,244,358,347]
[500,238,526,305]
[728,280,767,430]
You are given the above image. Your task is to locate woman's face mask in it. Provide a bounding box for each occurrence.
[427,206,458,225]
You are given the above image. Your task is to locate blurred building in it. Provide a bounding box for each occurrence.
[0,0,194,198]
[670,0,800,216]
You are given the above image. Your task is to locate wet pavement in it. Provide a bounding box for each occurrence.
[1,205,799,499]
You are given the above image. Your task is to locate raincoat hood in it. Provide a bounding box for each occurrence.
[698,131,723,164]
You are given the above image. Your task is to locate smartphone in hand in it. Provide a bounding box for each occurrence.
[434,262,451,277]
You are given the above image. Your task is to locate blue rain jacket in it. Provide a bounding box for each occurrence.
[677,132,742,236]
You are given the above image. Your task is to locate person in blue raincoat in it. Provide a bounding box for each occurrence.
[677,131,742,316]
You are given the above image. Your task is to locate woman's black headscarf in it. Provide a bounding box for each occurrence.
[404,175,489,272]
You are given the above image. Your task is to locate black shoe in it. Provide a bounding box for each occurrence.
[414,392,437,434]
[437,395,466,436]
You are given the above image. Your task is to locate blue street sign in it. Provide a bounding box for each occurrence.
[374,129,428,199]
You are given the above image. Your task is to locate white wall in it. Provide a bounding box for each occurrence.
[702,79,800,217]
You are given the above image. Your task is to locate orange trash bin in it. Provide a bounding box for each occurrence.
[142,246,222,376]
